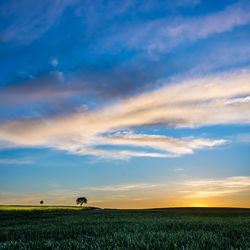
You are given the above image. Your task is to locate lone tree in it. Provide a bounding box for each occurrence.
[40,200,44,205]
[76,197,87,206]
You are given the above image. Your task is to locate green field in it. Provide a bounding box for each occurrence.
[0,206,250,249]
[0,205,91,211]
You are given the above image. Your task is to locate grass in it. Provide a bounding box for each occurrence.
[0,205,90,211]
[0,206,250,249]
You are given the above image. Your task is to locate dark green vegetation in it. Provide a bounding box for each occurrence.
[0,206,250,249]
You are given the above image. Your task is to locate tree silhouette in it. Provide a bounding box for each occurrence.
[40,200,44,205]
[76,197,87,206]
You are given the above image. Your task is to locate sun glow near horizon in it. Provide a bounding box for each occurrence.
[1,175,250,208]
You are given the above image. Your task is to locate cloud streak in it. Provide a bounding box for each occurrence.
[86,183,163,192]
[105,132,226,155]
[0,0,76,43]
[180,176,250,198]
[0,68,249,158]
[0,158,32,165]
[100,1,250,54]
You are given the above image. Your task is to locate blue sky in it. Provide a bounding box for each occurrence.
[0,0,249,208]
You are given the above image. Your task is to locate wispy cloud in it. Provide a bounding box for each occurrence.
[180,176,250,198]
[164,2,250,41]
[0,72,68,107]
[173,167,184,172]
[0,68,249,159]
[106,132,226,155]
[86,183,163,192]
[235,133,250,143]
[0,0,76,43]
[0,158,32,165]
[100,1,250,54]
[77,148,174,160]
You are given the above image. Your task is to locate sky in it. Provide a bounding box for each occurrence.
[0,0,250,208]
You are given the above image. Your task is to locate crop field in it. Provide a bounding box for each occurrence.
[0,206,250,249]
